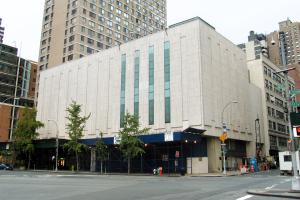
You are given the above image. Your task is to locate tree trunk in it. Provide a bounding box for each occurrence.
[128,157,130,174]
[76,151,79,171]
[27,153,31,170]
[101,160,103,174]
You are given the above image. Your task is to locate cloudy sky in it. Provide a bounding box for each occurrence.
[0,0,299,61]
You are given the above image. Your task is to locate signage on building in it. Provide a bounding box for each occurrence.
[164,131,173,142]
[175,151,180,158]
[114,136,121,144]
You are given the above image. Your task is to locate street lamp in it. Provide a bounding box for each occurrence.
[48,119,59,172]
[221,100,238,175]
[255,117,261,160]
[272,31,300,191]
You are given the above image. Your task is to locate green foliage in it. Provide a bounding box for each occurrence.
[13,107,44,168]
[64,101,90,171]
[95,132,108,161]
[119,112,149,173]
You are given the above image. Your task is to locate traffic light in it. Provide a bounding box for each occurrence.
[294,125,300,138]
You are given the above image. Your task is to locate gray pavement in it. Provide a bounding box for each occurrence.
[0,170,298,200]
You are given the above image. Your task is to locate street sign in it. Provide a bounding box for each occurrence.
[290,89,300,95]
[291,102,300,107]
[293,126,300,138]
[219,132,228,143]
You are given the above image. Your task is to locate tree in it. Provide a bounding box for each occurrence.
[64,101,90,171]
[119,112,149,174]
[13,107,44,169]
[95,132,108,174]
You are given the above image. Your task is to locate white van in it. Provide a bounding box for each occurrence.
[279,151,300,175]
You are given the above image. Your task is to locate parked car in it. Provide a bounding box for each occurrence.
[0,164,13,170]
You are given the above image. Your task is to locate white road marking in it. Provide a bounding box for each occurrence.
[265,184,277,190]
[236,195,253,200]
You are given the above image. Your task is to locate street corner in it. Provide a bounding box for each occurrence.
[248,189,300,199]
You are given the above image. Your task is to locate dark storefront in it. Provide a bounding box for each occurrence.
[33,131,207,174]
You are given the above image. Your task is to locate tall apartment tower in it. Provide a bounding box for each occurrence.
[267,19,300,101]
[0,18,4,43]
[38,0,167,71]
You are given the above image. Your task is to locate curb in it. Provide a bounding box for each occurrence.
[248,189,300,199]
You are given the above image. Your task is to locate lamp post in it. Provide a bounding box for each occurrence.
[48,119,59,172]
[255,117,260,159]
[271,31,300,191]
[221,100,238,175]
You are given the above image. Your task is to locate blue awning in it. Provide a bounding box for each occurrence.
[81,129,206,146]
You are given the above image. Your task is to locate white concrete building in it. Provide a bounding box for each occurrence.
[37,17,262,173]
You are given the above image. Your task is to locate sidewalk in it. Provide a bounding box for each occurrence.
[13,169,248,177]
[189,170,244,177]
[248,189,300,199]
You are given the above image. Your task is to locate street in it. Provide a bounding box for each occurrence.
[0,170,296,200]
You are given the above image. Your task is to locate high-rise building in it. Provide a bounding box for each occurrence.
[0,18,4,44]
[36,0,167,103]
[278,19,300,65]
[38,0,167,71]
[266,19,300,102]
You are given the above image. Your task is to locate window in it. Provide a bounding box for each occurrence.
[69,35,75,42]
[120,54,126,127]
[284,155,292,162]
[68,45,74,51]
[148,46,154,125]
[134,50,140,117]
[67,54,73,61]
[87,47,94,54]
[164,41,171,123]
[87,38,94,45]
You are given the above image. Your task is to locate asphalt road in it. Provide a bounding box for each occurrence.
[0,170,295,200]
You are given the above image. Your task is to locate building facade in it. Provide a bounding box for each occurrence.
[0,18,4,44]
[266,19,300,102]
[38,0,167,71]
[238,31,269,61]
[0,43,37,147]
[247,56,295,160]
[240,31,296,160]
[37,17,262,173]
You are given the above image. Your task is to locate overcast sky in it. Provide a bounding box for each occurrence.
[0,0,299,61]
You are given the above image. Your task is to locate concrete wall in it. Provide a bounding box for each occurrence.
[187,157,208,174]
